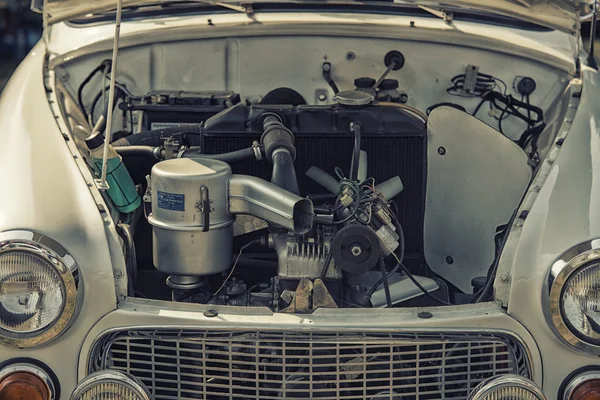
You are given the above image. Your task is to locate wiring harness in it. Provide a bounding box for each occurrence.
[447,69,546,161]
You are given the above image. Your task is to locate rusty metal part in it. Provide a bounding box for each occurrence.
[281,278,338,313]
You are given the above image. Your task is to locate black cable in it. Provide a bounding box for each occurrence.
[320,250,333,280]
[78,63,108,122]
[349,122,361,181]
[396,261,452,306]
[380,256,393,308]
[366,263,401,297]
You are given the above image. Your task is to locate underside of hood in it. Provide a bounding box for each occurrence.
[35,0,580,34]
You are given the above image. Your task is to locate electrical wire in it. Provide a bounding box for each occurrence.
[212,239,261,298]
[375,225,451,306]
[380,256,393,308]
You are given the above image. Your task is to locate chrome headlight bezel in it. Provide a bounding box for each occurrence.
[71,370,150,400]
[468,374,546,400]
[0,230,80,348]
[547,240,600,355]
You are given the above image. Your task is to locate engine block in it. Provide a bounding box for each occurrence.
[271,228,343,281]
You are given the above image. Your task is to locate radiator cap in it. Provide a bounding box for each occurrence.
[334,90,374,107]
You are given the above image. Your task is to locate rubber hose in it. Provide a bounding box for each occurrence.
[115,145,164,160]
[112,124,203,147]
[374,101,428,123]
[185,146,258,164]
[271,149,300,195]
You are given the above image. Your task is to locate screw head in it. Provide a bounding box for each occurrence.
[499,273,510,283]
[438,147,446,156]
[445,256,454,265]
[203,309,219,318]
[346,51,356,61]
[318,93,327,101]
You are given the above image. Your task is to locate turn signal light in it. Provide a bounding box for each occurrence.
[0,371,51,400]
[564,371,600,400]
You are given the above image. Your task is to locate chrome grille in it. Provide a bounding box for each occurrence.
[89,329,531,400]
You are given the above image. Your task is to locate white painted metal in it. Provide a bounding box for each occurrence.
[0,43,119,394]
[0,6,598,399]
[425,107,532,292]
[36,0,580,34]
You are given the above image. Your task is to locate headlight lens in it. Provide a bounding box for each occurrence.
[561,262,600,344]
[0,235,78,348]
[0,250,66,333]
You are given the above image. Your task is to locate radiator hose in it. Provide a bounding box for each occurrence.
[261,113,300,195]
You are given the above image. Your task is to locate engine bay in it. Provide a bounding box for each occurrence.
[55,33,572,311]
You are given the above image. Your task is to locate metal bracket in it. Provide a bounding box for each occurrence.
[94,178,110,191]
[199,185,211,232]
[463,65,480,95]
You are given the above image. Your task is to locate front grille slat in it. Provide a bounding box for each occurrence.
[89,330,531,400]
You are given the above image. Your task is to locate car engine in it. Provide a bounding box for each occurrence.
[116,87,446,310]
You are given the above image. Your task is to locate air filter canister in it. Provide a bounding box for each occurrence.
[148,158,235,276]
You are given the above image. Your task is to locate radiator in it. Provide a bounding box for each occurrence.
[202,134,426,254]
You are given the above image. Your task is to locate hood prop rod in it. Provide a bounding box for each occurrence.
[96,0,123,191]
[588,0,599,70]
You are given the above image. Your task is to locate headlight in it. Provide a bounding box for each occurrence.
[548,242,600,354]
[0,231,79,348]
[468,375,546,400]
[71,371,150,400]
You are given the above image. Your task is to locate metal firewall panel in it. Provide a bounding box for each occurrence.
[424,107,531,292]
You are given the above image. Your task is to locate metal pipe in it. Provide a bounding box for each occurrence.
[357,150,368,182]
[229,175,314,234]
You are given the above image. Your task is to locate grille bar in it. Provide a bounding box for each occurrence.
[89,330,530,400]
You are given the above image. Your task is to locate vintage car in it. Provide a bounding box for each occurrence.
[1,0,600,399]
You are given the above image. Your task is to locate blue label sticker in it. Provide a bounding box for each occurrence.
[157,191,185,211]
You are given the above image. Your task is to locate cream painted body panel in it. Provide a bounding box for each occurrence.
[0,10,597,400]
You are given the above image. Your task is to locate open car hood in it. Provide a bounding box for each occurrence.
[35,0,581,33]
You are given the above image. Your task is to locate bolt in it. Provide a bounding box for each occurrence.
[438,147,446,156]
[350,244,363,256]
[515,220,524,227]
[399,93,408,104]
[533,186,541,192]
[114,269,124,279]
[418,311,433,319]
[499,273,510,283]
[322,62,331,72]
[57,68,70,82]
[445,256,454,265]
[346,51,356,61]
[318,93,327,101]
[203,309,219,318]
